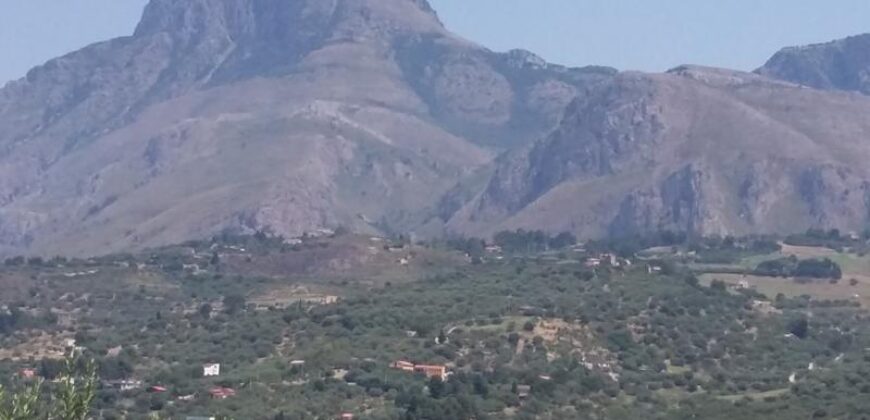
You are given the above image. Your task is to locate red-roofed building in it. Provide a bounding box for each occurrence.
[392,360,449,380]
[392,361,415,372]
[148,386,168,393]
[208,387,236,400]
[18,368,37,379]
[414,365,449,381]
[339,414,354,420]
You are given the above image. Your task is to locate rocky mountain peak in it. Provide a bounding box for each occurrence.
[0,0,622,257]
[134,0,445,44]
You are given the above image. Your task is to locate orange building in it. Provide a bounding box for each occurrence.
[392,361,415,372]
[414,365,449,381]
[392,360,449,381]
[208,387,237,400]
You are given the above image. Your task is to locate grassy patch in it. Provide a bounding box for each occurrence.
[717,388,790,402]
[666,363,692,375]
[452,316,533,333]
[739,243,870,277]
[699,273,870,306]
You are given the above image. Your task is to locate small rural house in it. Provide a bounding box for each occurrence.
[290,360,306,373]
[392,361,415,372]
[319,295,339,305]
[414,365,449,380]
[203,363,221,377]
[391,360,450,380]
[208,387,236,400]
[516,384,532,399]
[485,245,503,254]
[105,379,142,391]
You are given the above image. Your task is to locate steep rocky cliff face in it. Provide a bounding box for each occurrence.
[758,34,870,94]
[445,66,870,238]
[0,0,614,256]
[10,1,870,255]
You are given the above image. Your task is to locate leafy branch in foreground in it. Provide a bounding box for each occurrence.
[51,355,96,420]
[0,380,41,420]
[0,352,96,420]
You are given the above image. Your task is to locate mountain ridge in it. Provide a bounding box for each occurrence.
[444,65,870,238]
[757,33,870,94]
[4,2,870,257]
[0,0,615,256]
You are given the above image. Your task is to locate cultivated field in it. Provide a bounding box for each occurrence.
[740,243,870,277]
[691,242,870,306]
[698,273,870,306]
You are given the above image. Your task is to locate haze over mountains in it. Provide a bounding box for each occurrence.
[1,0,870,256]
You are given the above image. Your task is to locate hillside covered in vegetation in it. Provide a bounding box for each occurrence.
[0,231,870,419]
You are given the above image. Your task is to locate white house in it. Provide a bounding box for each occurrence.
[119,380,142,391]
[203,363,221,377]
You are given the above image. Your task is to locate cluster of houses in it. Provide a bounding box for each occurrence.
[391,360,450,381]
[371,237,417,267]
[583,252,670,275]
[105,379,143,391]
[61,269,100,278]
[18,354,441,419]
[96,363,237,403]
[584,253,631,269]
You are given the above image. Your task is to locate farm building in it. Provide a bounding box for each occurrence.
[208,387,236,399]
[203,363,221,377]
[392,361,449,380]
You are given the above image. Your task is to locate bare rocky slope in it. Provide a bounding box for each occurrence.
[7,1,870,256]
[444,65,870,238]
[758,33,870,95]
[0,0,614,256]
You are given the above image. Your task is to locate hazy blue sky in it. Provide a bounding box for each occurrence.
[2,0,869,84]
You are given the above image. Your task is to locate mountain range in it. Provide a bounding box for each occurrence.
[1,0,870,256]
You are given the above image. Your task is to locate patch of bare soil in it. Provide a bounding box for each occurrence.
[0,330,72,361]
